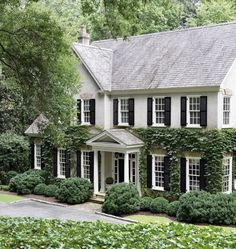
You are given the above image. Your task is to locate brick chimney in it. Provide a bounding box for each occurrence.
[78,25,90,45]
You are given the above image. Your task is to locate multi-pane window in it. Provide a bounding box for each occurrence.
[187,158,200,191]
[223,97,230,125]
[129,154,136,184]
[188,97,200,125]
[83,100,91,124]
[222,157,232,193]
[58,149,66,178]
[82,151,90,180]
[34,144,41,169]
[154,98,165,125]
[152,155,165,190]
[119,99,129,124]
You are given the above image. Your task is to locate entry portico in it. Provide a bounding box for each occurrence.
[86,129,144,194]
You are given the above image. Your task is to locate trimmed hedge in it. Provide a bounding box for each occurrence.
[102,183,141,216]
[150,197,169,213]
[140,197,153,211]
[34,183,47,195]
[56,177,93,204]
[177,191,236,225]
[45,184,58,197]
[0,217,235,248]
[167,201,180,217]
[9,170,45,195]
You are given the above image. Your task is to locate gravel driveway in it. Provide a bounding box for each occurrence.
[0,199,128,224]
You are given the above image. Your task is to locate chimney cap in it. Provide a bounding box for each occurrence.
[78,25,90,45]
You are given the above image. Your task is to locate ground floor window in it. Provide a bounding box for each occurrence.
[186,157,200,192]
[152,155,165,191]
[58,149,66,178]
[222,157,232,193]
[129,153,136,184]
[82,151,90,180]
[34,143,41,169]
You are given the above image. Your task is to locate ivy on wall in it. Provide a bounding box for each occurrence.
[133,128,236,194]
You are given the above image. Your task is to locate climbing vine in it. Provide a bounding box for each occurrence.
[133,128,236,194]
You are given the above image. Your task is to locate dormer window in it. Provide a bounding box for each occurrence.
[77,99,96,125]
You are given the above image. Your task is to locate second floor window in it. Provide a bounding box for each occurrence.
[223,96,230,126]
[154,98,165,125]
[77,99,95,125]
[119,99,129,124]
[82,100,91,124]
[188,97,200,126]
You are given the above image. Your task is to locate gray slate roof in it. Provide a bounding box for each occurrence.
[25,113,49,136]
[73,22,236,91]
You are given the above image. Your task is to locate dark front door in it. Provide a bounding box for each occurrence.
[118,159,124,182]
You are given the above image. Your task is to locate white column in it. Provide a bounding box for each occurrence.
[100,151,105,192]
[124,152,129,183]
[94,150,99,194]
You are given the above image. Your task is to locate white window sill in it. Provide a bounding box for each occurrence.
[118,123,129,127]
[34,167,41,170]
[81,122,91,126]
[152,186,164,191]
[222,125,232,128]
[186,124,201,128]
[57,175,66,179]
[152,124,166,127]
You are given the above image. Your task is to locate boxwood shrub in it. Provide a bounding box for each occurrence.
[166,201,180,217]
[140,197,153,211]
[150,197,169,213]
[102,183,141,216]
[44,184,59,197]
[9,170,45,195]
[177,191,236,225]
[56,177,93,204]
[34,183,47,195]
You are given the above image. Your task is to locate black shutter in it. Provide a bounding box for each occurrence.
[180,157,186,193]
[200,159,206,190]
[65,150,71,178]
[147,155,152,188]
[31,143,34,169]
[128,98,135,126]
[164,97,171,126]
[181,97,187,126]
[147,98,153,126]
[89,151,94,183]
[77,150,81,177]
[77,99,81,124]
[90,99,96,125]
[53,148,58,177]
[113,99,118,125]
[41,144,45,170]
[164,156,171,191]
[200,96,207,127]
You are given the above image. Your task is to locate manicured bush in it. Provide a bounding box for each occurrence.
[177,191,236,225]
[44,184,59,197]
[6,171,18,183]
[102,183,140,216]
[143,189,181,202]
[34,183,47,195]
[9,170,45,195]
[140,197,153,211]
[0,217,235,248]
[56,177,93,204]
[167,201,180,217]
[0,171,7,185]
[0,185,10,191]
[150,197,169,213]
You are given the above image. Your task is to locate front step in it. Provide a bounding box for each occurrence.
[90,193,105,204]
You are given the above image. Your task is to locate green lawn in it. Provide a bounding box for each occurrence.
[0,194,24,203]
[125,214,236,233]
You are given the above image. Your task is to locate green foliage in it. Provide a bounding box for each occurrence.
[177,191,236,225]
[56,177,93,204]
[188,0,236,27]
[0,133,29,173]
[143,188,181,201]
[140,196,153,211]
[102,183,141,216]
[1,217,235,248]
[44,184,59,197]
[150,197,169,213]
[9,170,45,195]
[0,185,10,191]
[167,200,180,217]
[6,171,18,183]
[34,183,47,195]
[134,128,236,194]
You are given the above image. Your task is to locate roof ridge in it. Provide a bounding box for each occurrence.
[72,42,113,52]
[92,21,236,44]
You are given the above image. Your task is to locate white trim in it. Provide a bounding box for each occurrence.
[81,99,91,125]
[57,148,66,179]
[222,96,232,128]
[222,156,233,193]
[186,156,201,192]
[186,96,201,128]
[34,143,42,170]
[152,97,166,127]
[81,150,91,180]
[118,98,129,126]
[151,154,165,191]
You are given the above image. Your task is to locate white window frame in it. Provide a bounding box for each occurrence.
[81,99,91,125]
[57,148,66,178]
[81,150,91,181]
[186,157,201,192]
[152,154,165,191]
[187,96,201,128]
[222,157,232,193]
[152,97,166,127]
[223,96,231,127]
[34,143,42,170]
[129,153,137,184]
[118,98,129,126]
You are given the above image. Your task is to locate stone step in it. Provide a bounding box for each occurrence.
[90,196,105,204]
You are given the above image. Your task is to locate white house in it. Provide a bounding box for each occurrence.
[26,22,236,195]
